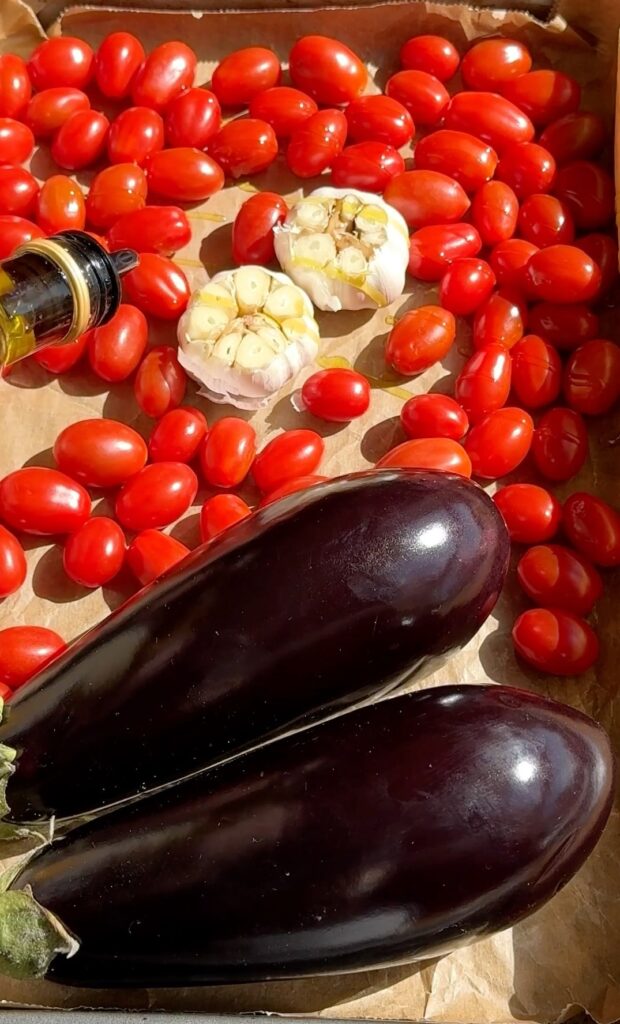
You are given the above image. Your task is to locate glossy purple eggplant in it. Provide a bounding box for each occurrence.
[2,684,613,986]
[0,470,509,823]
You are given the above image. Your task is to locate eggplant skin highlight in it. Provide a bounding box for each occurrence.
[0,469,509,824]
[2,684,614,987]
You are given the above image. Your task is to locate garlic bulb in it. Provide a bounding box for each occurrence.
[273,187,409,313]
[177,267,320,410]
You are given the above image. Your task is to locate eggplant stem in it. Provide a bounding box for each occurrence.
[0,886,78,979]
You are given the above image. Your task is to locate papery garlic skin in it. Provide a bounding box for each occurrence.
[177,267,320,411]
[274,187,410,312]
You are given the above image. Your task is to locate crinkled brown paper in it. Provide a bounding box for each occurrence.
[0,0,618,1020]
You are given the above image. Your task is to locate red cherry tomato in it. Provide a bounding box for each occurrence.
[85,163,147,230]
[511,333,562,410]
[0,166,38,217]
[443,92,534,153]
[471,180,518,245]
[502,70,580,127]
[563,491,620,568]
[563,339,620,416]
[286,108,347,178]
[496,142,556,198]
[517,544,602,617]
[200,417,257,488]
[0,626,65,690]
[211,47,280,108]
[253,429,324,494]
[518,194,574,248]
[259,474,328,506]
[249,86,317,140]
[0,54,31,119]
[554,160,615,231]
[414,130,497,193]
[116,463,198,531]
[0,467,90,535]
[28,37,94,91]
[439,257,496,316]
[455,343,512,423]
[0,215,43,259]
[539,112,607,166]
[473,289,525,350]
[465,407,533,479]
[301,368,370,422]
[332,142,404,192]
[489,238,538,292]
[401,394,468,441]
[232,191,288,264]
[148,407,208,463]
[131,41,196,110]
[127,529,190,586]
[528,302,599,351]
[134,345,187,417]
[512,607,598,676]
[54,418,147,488]
[531,406,588,482]
[289,35,367,105]
[384,169,470,229]
[145,147,224,202]
[35,175,85,234]
[345,95,414,149]
[209,119,277,178]
[0,524,26,598]
[94,31,145,99]
[200,494,251,543]
[408,222,481,281]
[399,35,459,81]
[63,517,126,588]
[461,38,532,91]
[123,254,190,320]
[164,88,221,149]
[385,305,456,375]
[0,118,33,165]
[376,437,471,477]
[87,304,148,382]
[493,483,561,544]
[51,109,109,170]
[34,331,89,374]
[524,244,601,303]
[107,107,165,166]
[385,70,449,126]
[577,233,617,295]
[25,87,90,139]
[107,205,191,256]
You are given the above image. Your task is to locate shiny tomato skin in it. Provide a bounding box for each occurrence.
[249,86,317,140]
[0,215,43,259]
[25,88,89,139]
[502,70,581,127]
[211,47,281,108]
[384,169,470,229]
[0,467,90,535]
[517,544,602,617]
[518,194,574,248]
[563,491,620,568]
[127,529,190,586]
[54,418,147,488]
[493,483,561,544]
[301,368,370,422]
[289,35,367,105]
[232,191,288,264]
[531,406,588,482]
[511,334,562,409]
[34,332,89,373]
[85,163,147,230]
[107,205,191,256]
[461,38,532,91]
[385,70,449,126]
[0,627,65,690]
[473,289,525,350]
[115,463,198,531]
[87,304,148,382]
[399,35,459,81]
[524,244,601,303]
[145,147,224,202]
[28,37,94,91]
[471,180,518,245]
[35,174,85,234]
[94,31,145,99]
[455,344,512,424]
[401,393,468,441]
[408,222,481,281]
[200,417,257,488]
[443,91,534,153]
[414,130,498,193]
[131,41,196,110]
[200,494,252,543]
[528,302,599,351]
[578,233,618,294]
[164,88,221,148]
[539,112,607,166]
[259,474,328,506]
[554,160,615,231]
[134,345,187,417]
[345,95,414,148]
[51,109,109,170]
[0,54,31,119]
[0,524,26,597]
[0,166,38,217]
[253,430,324,493]
[489,238,539,292]
[376,437,471,477]
[465,407,533,479]
[209,119,278,178]
[512,607,598,676]
[439,257,496,316]
[563,339,620,416]
[385,305,456,375]
[107,107,165,166]
[286,108,347,178]
[63,517,126,588]
[0,118,33,164]
[123,254,189,320]
[331,142,404,192]
[148,406,208,463]
[496,142,556,198]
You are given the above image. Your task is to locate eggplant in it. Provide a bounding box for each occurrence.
[0,470,509,824]
[1,683,613,987]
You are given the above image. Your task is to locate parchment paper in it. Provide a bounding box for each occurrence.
[0,1,618,1021]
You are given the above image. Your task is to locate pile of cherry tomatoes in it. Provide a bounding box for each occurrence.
[0,29,618,694]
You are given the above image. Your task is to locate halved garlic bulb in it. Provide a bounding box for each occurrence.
[177,267,320,410]
[273,187,409,312]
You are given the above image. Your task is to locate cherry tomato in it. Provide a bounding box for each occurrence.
[249,86,317,140]
[85,163,147,230]
[123,254,189,320]
[512,607,598,676]
[289,35,367,105]
[518,194,574,248]
[232,191,288,265]
[517,544,602,617]
[0,524,26,598]
[286,108,347,178]
[399,35,459,81]
[148,407,208,463]
[28,37,94,91]
[51,109,109,170]
[332,142,404,192]
[209,119,278,178]
[145,147,224,202]
[63,517,126,588]
[414,130,498,193]
[377,437,472,477]
[0,54,31,119]
[127,529,190,586]
[107,205,191,256]
[0,215,44,259]
[94,31,145,99]
[471,180,518,245]
[35,174,85,234]
[554,160,615,231]
[489,238,539,292]
[25,87,90,139]
[461,38,532,91]
[0,626,65,690]
[401,394,468,441]
[385,305,456,375]
[0,118,33,165]
[259,474,328,506]
[528,302,599,351]
[563,491,620,567]
[131,41,197,110]
[531,406,588,482]
[0,467,90,535]
[439,257,496,316]
[576,235,615,296]
[385,70,449,126]
[511,334,562,409]
[211,47,280,108]
[134,345,187,417]
[384,169,470,229]
[563,339,620,416]
[443,92,534,153]
[116,462,198,531]
[496,142,556,198]
[473,289,525,350]
[539,112,607,166]
[200,494,252,543]
[253,429,324,494]
[345,95,414,149]
[107,107,165,166]
[164,88,221,148]
[54,418,147,488]
[34,331,89,373]
[301,368,370,422]
[200,417,257,488]
[0,166,38,217]
[465,407,533,478]
[493,483,561,544]
[408,223,481,281]
[502,70,581,127]
[455,344,512,424]
[87,304,148,382]
[524,244,601,303]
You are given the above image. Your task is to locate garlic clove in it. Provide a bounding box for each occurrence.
[294,232,337,267]
[185,304,234,341]
[340,194,363,223]
[281,315,319,346]
[236,330,282,370]
[337,246,368,277]
[233,266,271,313]
[355,204,389,237]
[263,284,307,321]
[294,199,329,231]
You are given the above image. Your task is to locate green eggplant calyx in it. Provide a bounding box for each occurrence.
[0,886,79,979]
